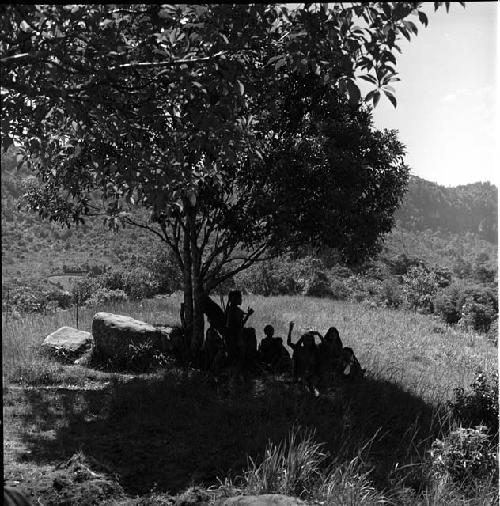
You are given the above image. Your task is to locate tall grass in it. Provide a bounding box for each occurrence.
[3,294,495,398]
[3,295,497,504]
[2,295,182,384]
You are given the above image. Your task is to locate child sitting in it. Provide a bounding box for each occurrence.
[340,347,365,381]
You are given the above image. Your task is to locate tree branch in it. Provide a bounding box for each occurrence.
[109,51,227,71]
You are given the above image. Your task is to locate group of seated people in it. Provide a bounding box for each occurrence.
[200,290,364,394]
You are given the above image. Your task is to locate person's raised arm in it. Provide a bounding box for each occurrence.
[242,306,254,326]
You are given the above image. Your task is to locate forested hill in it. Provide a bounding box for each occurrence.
[395,176,498,243]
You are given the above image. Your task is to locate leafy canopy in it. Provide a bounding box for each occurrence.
[0,3,458,285]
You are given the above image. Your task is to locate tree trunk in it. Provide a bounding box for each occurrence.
[182,212,193,350]
[188,202,205,351]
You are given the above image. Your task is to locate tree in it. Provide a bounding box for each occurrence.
[0,3,460,350]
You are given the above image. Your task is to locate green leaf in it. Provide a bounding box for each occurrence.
[346,80,361,104]
[366,89,381,108]
[237,80,244,96]
[359,73,377,84]
[383,89,397,108]
[418,11,428,27]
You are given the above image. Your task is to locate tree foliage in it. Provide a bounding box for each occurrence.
[0,3,458,348]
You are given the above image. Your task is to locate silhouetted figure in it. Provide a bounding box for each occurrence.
[340,346,365,381]
[312,326,344,390]
[287,322,319,396]
[240,327,258,376]
[202,295,226,337]
[224,290,254,364]
[259,324,291,374]
[202,320,225,372]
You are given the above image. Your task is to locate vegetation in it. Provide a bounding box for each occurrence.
[2,3,459,350]
[3,295,497,504]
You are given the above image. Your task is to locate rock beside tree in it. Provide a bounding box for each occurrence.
[42,326,93,364]
[92,312,182,365]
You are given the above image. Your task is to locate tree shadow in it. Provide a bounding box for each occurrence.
[15,369,440,495]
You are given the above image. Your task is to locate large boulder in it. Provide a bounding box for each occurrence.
[42,326,93,363]
[92,312,183,364]
[216,495,306,506]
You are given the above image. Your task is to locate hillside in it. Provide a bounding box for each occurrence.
[395,175,498,243]
[1,147,498,295]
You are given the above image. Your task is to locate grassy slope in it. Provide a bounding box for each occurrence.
[3,295,496,502]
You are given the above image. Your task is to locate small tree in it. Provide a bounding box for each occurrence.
[1,3,459,350]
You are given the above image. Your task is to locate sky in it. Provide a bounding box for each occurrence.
[363,2,498,187]
[287,2,498,187]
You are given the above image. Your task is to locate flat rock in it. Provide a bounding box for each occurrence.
[92,312,182,363]
[42,327,93,363]
[216,495,306,506]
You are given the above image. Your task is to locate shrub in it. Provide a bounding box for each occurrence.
[72,275,102,304]
[304,271,332,297]
[429,426,497,492]
[448,372,499,436]
[389,254,421,276]
[46,289,72,309]
[380,279,403,308]
[434,282,498,332]
[100,269,127,292]
[329,278,350,301]
[434,284,462,325]
[124,339,170,373]
[402,265,439,313]
[122,268,161,300]
[85,288,128,307]
[460,296,497,333]
[235,256,310,296]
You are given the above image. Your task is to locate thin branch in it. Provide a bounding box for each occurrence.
[109,51,227,71]
[123,215,168,244]
[206,241,272,291]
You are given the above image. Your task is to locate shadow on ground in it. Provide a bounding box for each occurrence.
[14,369,439,496]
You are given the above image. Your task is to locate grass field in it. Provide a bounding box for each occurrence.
[3,295,498,505]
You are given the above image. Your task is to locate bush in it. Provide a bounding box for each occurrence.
[46,289,72,309]
[402,265,439,313]
[124,339,170,373]
[434,284,462,325]
[380,279,403,308]
[389,254,421,276]
[460,295,497,333]
[142,248,182,294]
[304,271,332,297]
[448,372,499,436]
[236,255,325,296]
[6,285,48,314]
[429,426,497,492]
[329,278,350,301]
[85,288,128,307]
[434,282,498,332]
[122,268,161,300]
[72,275,102,304]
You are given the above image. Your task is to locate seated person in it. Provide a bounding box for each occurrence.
[340,346,365,381]
[287,322,319,396]
[240,327,258,374]
[203,321,225,372]
[258,325,291,374]
[310,326,343,389]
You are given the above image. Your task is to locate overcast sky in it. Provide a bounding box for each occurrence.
[364,2,498,187]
